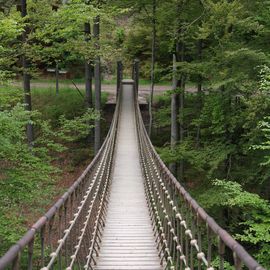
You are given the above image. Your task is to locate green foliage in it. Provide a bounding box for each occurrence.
[153,66,270,270]
[26,0,98,65]
[198,179,267,209]
[0,87,22,109]
[197,179,270,266]
[0,88,99,256]
[153,93,171,128]
[0,12,24,83]
[58,109,99,142]
[251,116,270,166]
[143,0,270,262]
[158,140,234,179]
[0,0,118,81]
[30,87,108,123]
[0,104,56,254]
[0,102,98,204]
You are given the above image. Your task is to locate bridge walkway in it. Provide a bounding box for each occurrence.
[94,83,163,270]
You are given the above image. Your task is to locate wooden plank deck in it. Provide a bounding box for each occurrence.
[94,84,163,270]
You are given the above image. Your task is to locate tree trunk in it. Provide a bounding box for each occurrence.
[196,39,203,148]
[169,54,180,175]
[56,61,59,95]
[85,22,93,109]
[21,0,34,145]
[176,29,185,181]
[148,0,157,138]
[94,16,101,154]
[221,85,233,178]
[179,74,185,180]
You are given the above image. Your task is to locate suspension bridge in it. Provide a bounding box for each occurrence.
[0,63,265,270]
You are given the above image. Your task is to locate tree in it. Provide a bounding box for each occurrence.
[93,14,101,154]
[20,0,34,144]
[148,0,157,137]
[84,21,93,109]
[170,54,179,175]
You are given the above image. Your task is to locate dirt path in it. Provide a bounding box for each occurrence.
[14,81,170,93]
[13,81,197,104]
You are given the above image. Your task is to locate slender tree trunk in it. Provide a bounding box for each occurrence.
[176,30,185,181]
[220,85,233,178]
[148,0,157,137]
[196,39,203,148]
[85,22,93,143]
[169,54,180,175]
[85,22,93,109]
[85,62,93,107]
[179,73,185,180]
[94,16,101,154]
[56,61,59,95]
[21,0,34,145]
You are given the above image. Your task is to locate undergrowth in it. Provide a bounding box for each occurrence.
[0,85,107,256]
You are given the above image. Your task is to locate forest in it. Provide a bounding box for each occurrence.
[0,0,270,268]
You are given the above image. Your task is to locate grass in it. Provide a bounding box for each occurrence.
[0,85,108,119]
[31,87,108,124]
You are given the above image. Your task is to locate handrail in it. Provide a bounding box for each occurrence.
[134,73,265,270]
[0,67,123,270]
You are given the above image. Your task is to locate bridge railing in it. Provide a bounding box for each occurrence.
[133,63,265,270]
[0,65,123,270]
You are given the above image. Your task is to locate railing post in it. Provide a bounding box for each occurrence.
[132,62,135,81]
[27,239,34,270]
[11,252,20,270]
[116,61,123,99]
[133,59,139,101]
